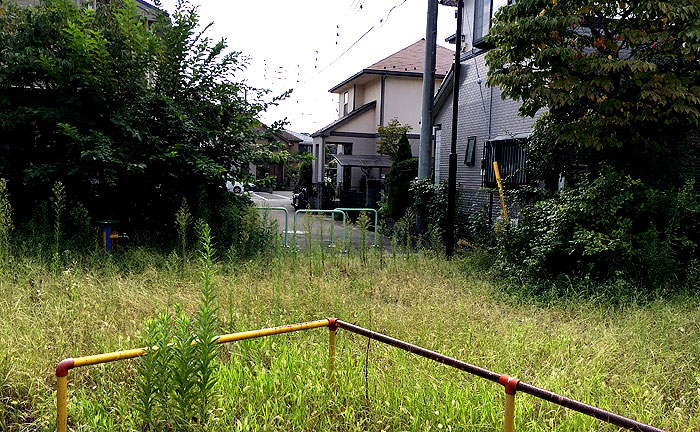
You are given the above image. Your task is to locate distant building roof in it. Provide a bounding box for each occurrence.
[285,130,312,145]
[253,124,300,144]
[329,39,454,92]
[312,101,377,137]
[330,154,393,169]
[367,39,453,75]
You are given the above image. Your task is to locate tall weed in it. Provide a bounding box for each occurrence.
[135,223,221,429]
[0,179,13,270]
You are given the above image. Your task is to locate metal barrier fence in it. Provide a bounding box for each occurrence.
[255,206,289,246]
[293,209,347,247]
[55,318,666,432]
[335,207,378,247]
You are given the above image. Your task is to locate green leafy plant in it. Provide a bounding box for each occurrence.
[486,0,700,188]
[377,118,413,163]
[50,181,66,272]
[175,197,191,273]
[357,211,370,262]
[135,222,221,429]
[0,179,13,271]
[386,158,418,220]
[496,169,700,297]
[0,0,283,241]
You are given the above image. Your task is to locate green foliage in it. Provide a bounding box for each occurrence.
[376,118,413,162]
[226,204,278,259]
[0,0,281,236]
[486,0,700,186]
[193,223,219,423]
[175,197,191,272]
[410,178,448,239]
[135,222,220,429]
[50,181,65,256]
[297,160,312,192]
[356,211,370,261]
[386,158,418,219]
[395,133,413,163]
[497,169,700,296]
[0,178,12,269]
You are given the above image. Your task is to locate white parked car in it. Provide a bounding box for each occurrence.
[225,180,245,194]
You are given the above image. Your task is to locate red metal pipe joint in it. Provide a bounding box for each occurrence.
[56,358,75,377]
[499,375,520,395]
[327,317,337,331]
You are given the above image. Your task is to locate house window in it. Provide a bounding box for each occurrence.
[481,138,528,187]
[298,144,312,154]
[464,136,476,165]
[434,126,442,184]
[343,91,349,116]
[473,0,492,46]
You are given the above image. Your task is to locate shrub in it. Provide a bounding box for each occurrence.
[497,169,700,296]
[386,158,417,220]
[410,178,448,237]
[297,160,312,192]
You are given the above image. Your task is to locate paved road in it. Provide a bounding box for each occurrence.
[250,190,389,251]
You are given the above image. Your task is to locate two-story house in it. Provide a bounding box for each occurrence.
[311,39,454,208]
[433,0,543,219]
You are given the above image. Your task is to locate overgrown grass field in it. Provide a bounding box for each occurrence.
[1,247,698,431]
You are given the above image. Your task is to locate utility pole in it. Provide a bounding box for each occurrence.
[418,0,438,182]
[417,0,439,233]
[445,0,462,258]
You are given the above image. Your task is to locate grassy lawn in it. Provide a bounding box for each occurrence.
[1,248,698,431]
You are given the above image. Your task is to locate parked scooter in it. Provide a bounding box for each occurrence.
[292,187,308,210]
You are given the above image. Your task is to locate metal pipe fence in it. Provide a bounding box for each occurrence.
[55,318,667,432]
[335,207,378,247]
[293,209,346,247]
[255,206,289,246]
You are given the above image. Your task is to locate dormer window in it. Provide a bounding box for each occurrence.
[473,0,492,47]
[343,91,349,116]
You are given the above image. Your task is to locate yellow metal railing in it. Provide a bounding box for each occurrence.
[55,317,665,432]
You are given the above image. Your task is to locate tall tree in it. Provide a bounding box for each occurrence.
[486,0,700,187]
[0,0,280,229]
[377,118,413,163]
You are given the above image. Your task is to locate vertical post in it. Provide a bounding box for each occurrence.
[445,0,463,257]
[504,393,515,432]
[499,375,519,432]
[328,318,337,384]
[56,375,68,432]
[418,0,439,234]
[493,161,509,222]
[56,358,73,432]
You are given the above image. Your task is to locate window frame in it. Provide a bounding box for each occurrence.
[472,0,494,48]
[464,136,477,166]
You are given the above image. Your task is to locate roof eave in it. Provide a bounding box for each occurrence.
[329,69,447,93]
[311,100,377,137]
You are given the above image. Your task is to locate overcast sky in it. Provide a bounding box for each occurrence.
[158,0,457,134]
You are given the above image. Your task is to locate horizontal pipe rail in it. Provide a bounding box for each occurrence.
[255,207,289,246]
[335,320,666,432]
[335,207,378,247]
[56,317,667,432]
[56,319,331,432]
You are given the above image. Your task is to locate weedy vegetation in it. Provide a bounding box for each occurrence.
[0,185,698,431]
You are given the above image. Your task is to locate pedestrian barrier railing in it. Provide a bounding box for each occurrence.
[335,207,378,247]
[255,206,289,246]
[55,318,666,432]
[293,209,347,247]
